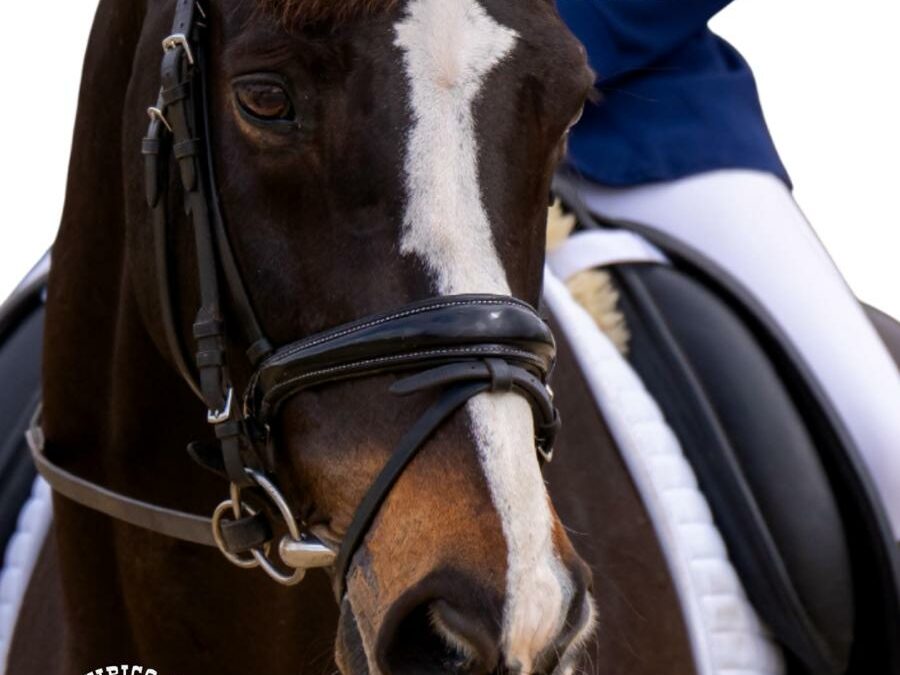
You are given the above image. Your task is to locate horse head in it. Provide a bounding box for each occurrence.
[113,1,596,672]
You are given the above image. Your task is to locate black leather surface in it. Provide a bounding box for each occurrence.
[615,264,854,673]
[248,295,556,422]
[0,286,44,563]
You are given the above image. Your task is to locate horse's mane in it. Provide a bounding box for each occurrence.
[259,0,400,24]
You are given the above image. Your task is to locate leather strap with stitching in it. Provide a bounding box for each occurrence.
[26,405,270,554]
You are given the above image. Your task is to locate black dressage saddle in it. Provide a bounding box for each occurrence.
[554,176,900,675]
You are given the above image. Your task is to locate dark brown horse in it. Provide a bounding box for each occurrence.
[7,1,699,673]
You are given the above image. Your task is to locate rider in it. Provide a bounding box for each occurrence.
[556,0,900,543]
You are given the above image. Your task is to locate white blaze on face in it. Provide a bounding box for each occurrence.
[395,1,573,670]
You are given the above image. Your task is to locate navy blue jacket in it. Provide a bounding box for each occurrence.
[556,0,790,187]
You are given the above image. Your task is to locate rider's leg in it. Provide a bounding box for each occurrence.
[571,168,900,541]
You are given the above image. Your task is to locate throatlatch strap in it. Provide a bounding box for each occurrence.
[26,408,270,555]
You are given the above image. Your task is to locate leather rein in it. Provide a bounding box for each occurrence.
[28,0,560,599]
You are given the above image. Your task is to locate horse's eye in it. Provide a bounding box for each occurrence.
[234,79,294,122]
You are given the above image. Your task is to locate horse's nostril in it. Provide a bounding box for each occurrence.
[376,573,502,674]
[429,600,500,672]
[548,591,596,675]
[372,567,594,674]
[379,600,493,674]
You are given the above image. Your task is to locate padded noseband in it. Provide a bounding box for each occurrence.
[248,295,556,422]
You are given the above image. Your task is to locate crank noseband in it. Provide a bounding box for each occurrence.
[28,0,561,599]
[248,294,557,429]
[191,294,559,597]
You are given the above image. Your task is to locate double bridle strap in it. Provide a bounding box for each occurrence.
[28,0,560,599]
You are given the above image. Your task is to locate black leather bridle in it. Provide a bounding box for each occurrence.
[28,0,559,598]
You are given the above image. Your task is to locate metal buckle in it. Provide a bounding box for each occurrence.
[147,106,173,133]
[211,497,268,570]
[211,468,337,586]
[162,32,195,66]
[207,387,234,424]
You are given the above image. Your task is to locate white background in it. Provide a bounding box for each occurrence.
[1,2,898,316]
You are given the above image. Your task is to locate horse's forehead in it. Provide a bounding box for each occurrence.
[393,0,518,296]
[257,0,399,24]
